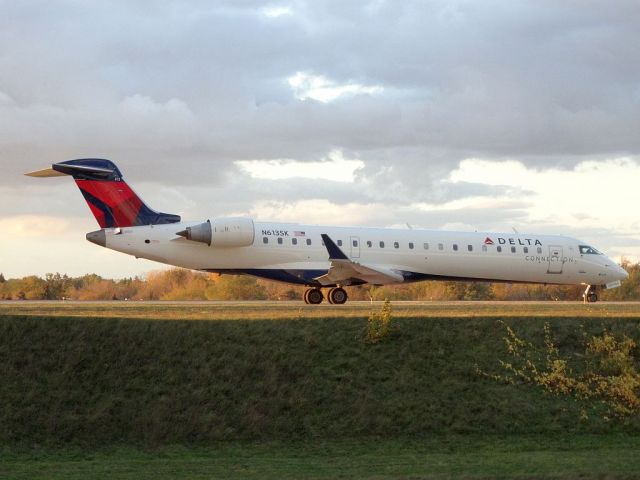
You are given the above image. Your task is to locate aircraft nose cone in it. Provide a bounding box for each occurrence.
[86,229,106,247]
[617,265,629,281]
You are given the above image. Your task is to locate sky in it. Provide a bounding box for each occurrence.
[1,0,639,278]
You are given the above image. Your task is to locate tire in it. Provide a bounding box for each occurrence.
[303,289,311,304]
[588,293,598,303]
[328,287,348,305]
[307,289,324,304]
[327,288,335,304]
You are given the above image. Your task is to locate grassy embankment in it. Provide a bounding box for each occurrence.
[1,302,640,478]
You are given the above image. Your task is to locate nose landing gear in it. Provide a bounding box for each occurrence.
[583,285,598,303]
[303,287,349,304]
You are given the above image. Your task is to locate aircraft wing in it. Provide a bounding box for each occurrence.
[314,234,405,286]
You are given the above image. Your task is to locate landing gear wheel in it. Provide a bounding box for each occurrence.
[303,289,311,304]
[306,288,324,305]
[583,285,598,303]
[328,287,348,305]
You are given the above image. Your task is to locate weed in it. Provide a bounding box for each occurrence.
[365,299,394,343]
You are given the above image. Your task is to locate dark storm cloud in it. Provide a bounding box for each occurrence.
[1,0,639,210]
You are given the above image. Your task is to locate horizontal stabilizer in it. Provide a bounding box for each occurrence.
[25,160,117,180]
[51,162,114,177]
[24,167,66,178]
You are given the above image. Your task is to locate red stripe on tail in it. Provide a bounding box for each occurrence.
[75,179,143,228]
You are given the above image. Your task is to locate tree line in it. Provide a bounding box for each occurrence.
[0,260,638,301]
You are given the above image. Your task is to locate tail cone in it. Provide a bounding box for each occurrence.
[86,229,106,247]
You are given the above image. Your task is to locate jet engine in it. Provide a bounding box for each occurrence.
[176,217,255,247]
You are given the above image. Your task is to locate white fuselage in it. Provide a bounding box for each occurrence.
[99,220,628,288]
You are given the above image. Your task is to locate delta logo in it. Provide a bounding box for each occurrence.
[484,236,543,246]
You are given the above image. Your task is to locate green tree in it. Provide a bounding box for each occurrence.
[43,273,72,300]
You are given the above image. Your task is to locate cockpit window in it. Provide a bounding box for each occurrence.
[579,245,601,255]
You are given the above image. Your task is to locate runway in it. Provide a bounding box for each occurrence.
[1,300,639,320]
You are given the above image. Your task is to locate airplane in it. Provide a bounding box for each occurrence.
[26,158,628,304]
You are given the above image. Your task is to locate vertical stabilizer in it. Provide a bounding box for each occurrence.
[25,158,181,228]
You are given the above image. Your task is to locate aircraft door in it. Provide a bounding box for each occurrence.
[547,245,563,274]
[350,236,360,258]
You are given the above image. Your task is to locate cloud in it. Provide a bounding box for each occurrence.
[261,5,293,18]
[236,150,364,181]
[449,157,640,233]
[287,72,383,103]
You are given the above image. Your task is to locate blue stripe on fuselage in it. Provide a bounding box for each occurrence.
[202,268,566,287]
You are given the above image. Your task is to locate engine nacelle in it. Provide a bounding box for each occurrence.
[176,217,255,247]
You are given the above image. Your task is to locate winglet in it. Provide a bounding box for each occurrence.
[321,234,349,260]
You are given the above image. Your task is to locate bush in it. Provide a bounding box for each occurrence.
[366,299,394,343]
[483,321,640,419]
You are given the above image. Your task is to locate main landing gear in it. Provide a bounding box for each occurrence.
[303,287,348,305]
[583,285,598,303]
[303,288,324,305]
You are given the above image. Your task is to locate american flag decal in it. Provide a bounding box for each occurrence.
[294,231,306,236]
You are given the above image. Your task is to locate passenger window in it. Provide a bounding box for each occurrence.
[380,241,385,248]
[453,244,458,251]
[263,237,268,244]
[367,240,372,248]
[497,246,502,252]
[277,237,283,245]
[523,247,528,253]
[537,247,542,254]
[337,240,342,246]
[292,238,297,245]
[353,240,358,247]
[438,243,444,251]
[467,245,473,252]
[409,242,414,249]
[306,238,312,246]
[424,243,429,250]
[394,241,399,249]
[482,245,487,252]
[511,246,516,253]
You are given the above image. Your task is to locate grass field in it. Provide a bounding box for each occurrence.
[1,301,640,479]
[4,435,640,479]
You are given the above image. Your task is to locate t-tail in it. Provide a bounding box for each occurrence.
[25,158,181,228]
